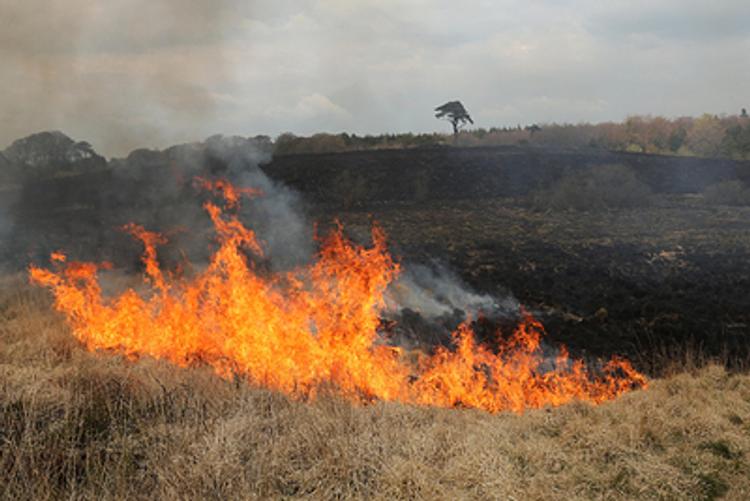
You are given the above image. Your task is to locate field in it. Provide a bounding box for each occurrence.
[3,145,750,499]
[2,277,750,500]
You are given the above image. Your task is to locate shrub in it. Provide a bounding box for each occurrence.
[530,164,652,211]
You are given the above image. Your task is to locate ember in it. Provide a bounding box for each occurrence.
[29,179,647,413]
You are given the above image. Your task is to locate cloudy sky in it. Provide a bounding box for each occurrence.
[1,0,748,157]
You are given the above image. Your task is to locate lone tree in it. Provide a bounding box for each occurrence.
[435,100,474,137]
[742,108,749,119]
[524,124,542,136]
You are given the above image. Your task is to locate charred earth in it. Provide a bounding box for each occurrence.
[2,132,750,375]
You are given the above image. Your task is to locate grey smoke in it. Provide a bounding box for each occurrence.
[106,135,517,335]
[0,1,233,157]
[0,197,13,268]
[386,262,518,320]
[380,262,521,349]
[100,133,314,271]
[204,135,314,268]
[1,129,518,348]
[205,142,511,323]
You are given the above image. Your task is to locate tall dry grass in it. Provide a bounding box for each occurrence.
[2,275,750,500]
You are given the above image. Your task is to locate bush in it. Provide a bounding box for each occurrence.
[703,180,750,206]
[530,164,652,211]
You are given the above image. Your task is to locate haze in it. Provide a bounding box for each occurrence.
[1,0,748,157]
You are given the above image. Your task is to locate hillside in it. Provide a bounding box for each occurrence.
[265,145,750,206]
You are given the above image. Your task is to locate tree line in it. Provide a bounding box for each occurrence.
[272,113,750,159]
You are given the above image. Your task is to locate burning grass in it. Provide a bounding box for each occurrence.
[7,179,749,498]
[28,179,645,413]
[1,276,750,499]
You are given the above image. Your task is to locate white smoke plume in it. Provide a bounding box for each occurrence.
[386,262,518,320]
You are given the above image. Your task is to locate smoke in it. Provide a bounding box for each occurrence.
[386,262,518,320]
[180,138,516,332]
[0,1,233,157]
[0,126,520,349]
[84,134,313,272]
[203,135,314,268]
[381,261,520,348]
[0,150,19,268]
[0,194,14,268]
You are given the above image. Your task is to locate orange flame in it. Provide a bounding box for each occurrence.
[194,177,263,209]
[50,251,66,263]
[29,179,647,413]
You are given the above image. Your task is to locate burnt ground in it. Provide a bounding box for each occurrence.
[263,146,750,372]
[5,144,750,374]
[318,197,750,372]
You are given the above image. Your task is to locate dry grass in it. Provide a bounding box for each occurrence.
[2,275,750,500]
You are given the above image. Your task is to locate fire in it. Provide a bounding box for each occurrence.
[29,179,647,413]
[50,251,66,263]
[194,176,263,209]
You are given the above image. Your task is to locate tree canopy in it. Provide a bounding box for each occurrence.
[435,101,474,135]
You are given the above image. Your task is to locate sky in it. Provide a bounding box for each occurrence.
[1,0,748,157]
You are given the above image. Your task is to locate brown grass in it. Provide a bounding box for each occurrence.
[2,275,750,500]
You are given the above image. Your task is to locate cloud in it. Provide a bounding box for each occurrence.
[586,0,750,43]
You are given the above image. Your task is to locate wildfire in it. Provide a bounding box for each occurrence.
[194,176,263,209]
[50,251,66,263]
[29,179,647,413]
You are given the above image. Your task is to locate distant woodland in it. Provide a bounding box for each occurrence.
[273,113,750,159]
